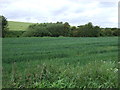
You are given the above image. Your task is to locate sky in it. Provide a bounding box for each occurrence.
[0,0,119,28]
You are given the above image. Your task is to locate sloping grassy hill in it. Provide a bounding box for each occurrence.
[8,21,35,31]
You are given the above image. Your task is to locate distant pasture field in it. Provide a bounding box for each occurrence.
[8,21,34,31]
[2,37,118,88]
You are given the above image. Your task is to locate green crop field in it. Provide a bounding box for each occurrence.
[2,37,118,88]
[8,21,35,31]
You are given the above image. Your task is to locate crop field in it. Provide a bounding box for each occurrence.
[8,21,34,31]
[2,37,118,88]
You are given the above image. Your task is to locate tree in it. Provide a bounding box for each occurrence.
[92,26,101,37]
[104,28,113,36]
[70,26,77,37]
[71,26,77,31]
[77,23,93,37]
[0,16,9,37]
[77,22,101,37]
[63,22,70,36]
[22,24,51,37]
[47,23,64,37]
[112,29,120,36]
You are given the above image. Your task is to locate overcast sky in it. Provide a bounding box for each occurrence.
[0,0,119,27]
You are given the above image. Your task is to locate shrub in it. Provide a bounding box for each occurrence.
[100,29,113,36]
[47,24,65,37]
[6,31,25,37]
[77,23,101,37]
[22,24,51,37]
[112,29,120,36]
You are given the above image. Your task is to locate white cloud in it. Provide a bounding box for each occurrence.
[0,0,119,27]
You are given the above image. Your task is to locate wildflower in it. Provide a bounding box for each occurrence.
[114,68,118,73]
[110,68,113,70]
[103,61,106,63]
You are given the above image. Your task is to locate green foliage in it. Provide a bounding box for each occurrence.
[92,26,101,37]
[2,60,118,88]
[2,37,118,88]
[112,29,120,36]
[29,61,118,88]
[22,24,51,37]
[0,16,9,37]
[7,21,119,37]
[77,22,101,37]
[47,23,64,37]
[6,31,25,37]
[21,22,102,37]
[104,29,113,36]
[22,23,67,37]
[69,26,77,37]
[63,22,70,36]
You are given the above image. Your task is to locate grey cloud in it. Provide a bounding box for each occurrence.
[74,9,84,14]
[99,2,116,7]
[0,0,118,28]
[52,6,69,16]
[4,10,31,19]
[0,0,13,8]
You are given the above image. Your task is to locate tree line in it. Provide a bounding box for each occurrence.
[1,16,119,38]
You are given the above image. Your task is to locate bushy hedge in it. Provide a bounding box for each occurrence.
[6,31,25,37]
[22,24,51,37]
[47,23,64,37]
[22,23,68,37]
[70,23,101,37]
[4,22,119,37]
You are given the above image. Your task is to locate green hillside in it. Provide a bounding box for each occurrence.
[8,21,35,31]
